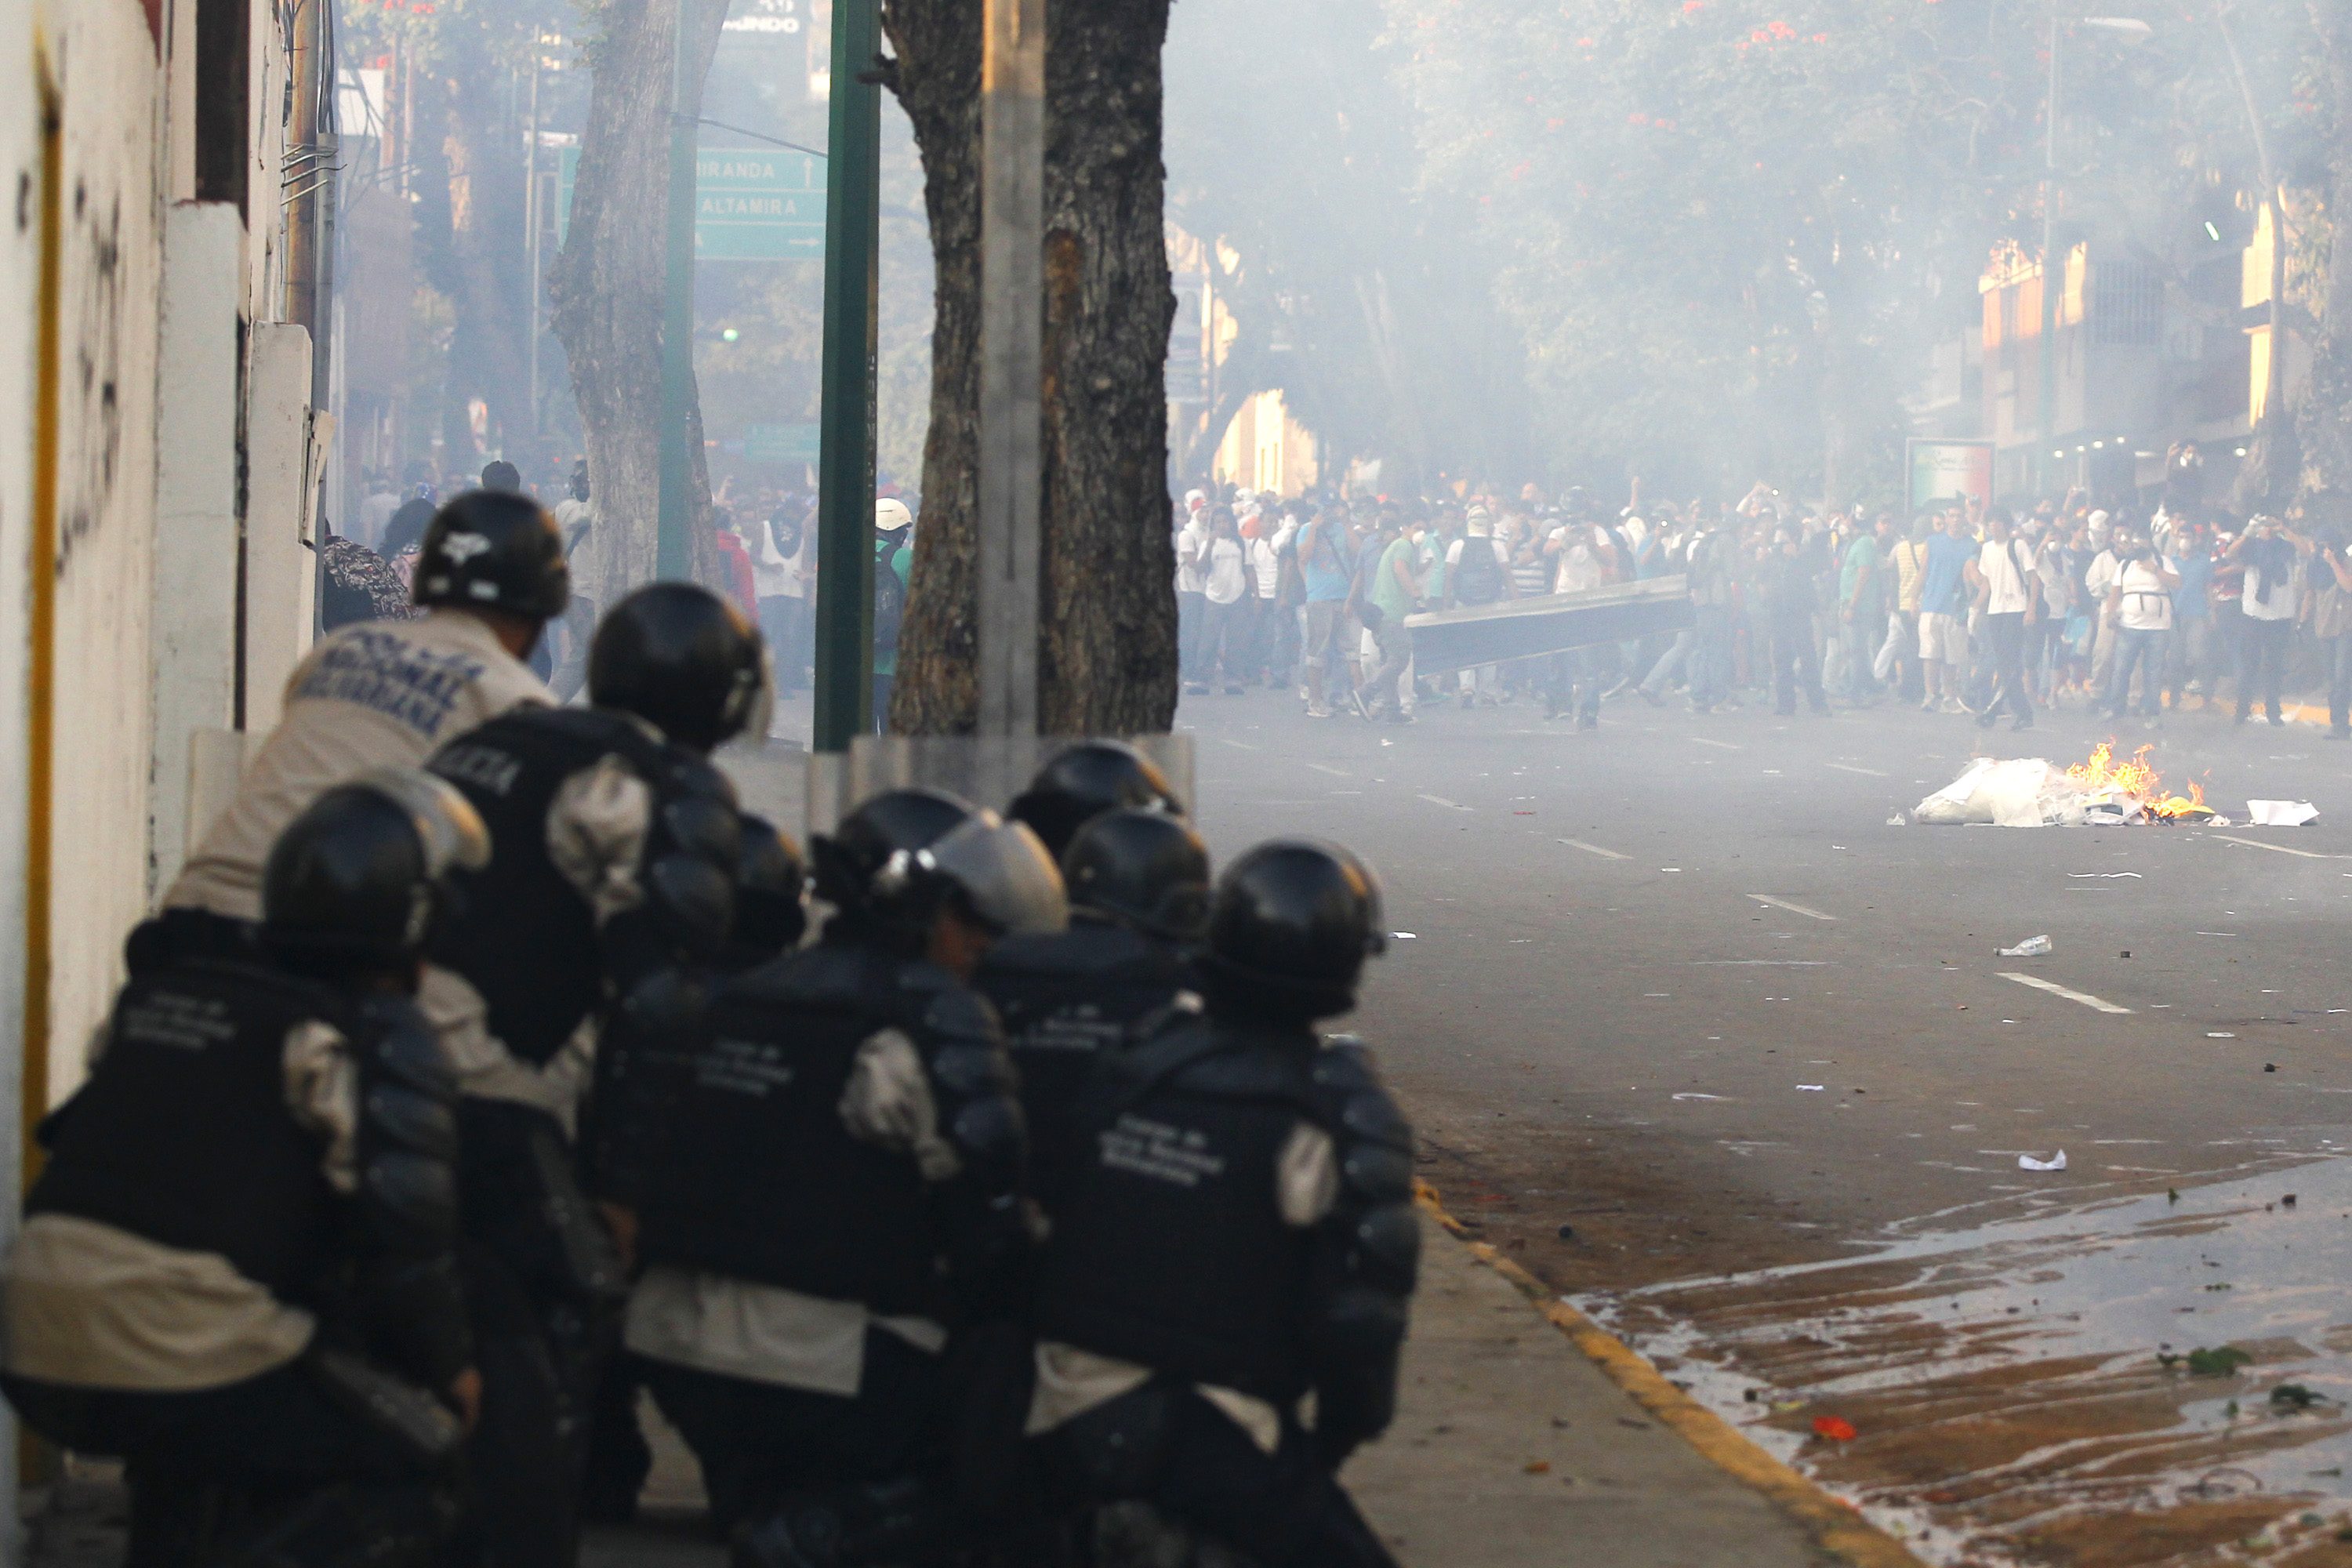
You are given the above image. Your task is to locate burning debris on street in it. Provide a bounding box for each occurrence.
[1911,742,2241,827]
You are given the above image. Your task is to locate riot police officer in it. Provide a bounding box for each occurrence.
[1026,841,1415,1568]
[1,771,483,1565]
[419,580,765,1567]
[583,810,810,1527]
[978,807,1210,1214]
[625,796,1065,1565]
[151,489,565,964]
[1005,739,1183,861]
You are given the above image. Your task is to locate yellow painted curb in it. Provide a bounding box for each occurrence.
[1414,1181,1927,1568]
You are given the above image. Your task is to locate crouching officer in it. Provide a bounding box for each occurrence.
[1005,739,1184,861]
[582,811,811,1528]
[145,489,564,968]
[1,771,484,1565]
[1027,841,1416,1568]
[978,808,1210,1214]
[625,796,1065,1565]
[420,580,765,1568]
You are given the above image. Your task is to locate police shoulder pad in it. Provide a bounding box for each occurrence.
[918,982,1000,1048]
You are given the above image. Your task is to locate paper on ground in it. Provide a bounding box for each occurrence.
[2018,1150,2067,1172]
[2247,800,2319,827]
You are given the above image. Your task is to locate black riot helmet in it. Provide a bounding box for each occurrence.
[412,489,571,622]
[728,814,808,966]
[1200,840,1385,1023]
[1062,808,1211,943]
[261,768,490,979]
[589,583,771,754]
[1006,740,1183,861]
[810,787,975,920]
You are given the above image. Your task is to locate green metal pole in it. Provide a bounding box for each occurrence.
[812,0,880,750]
[655,0,700,581]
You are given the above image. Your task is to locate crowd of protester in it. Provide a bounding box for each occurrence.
[1173,474,2352,739]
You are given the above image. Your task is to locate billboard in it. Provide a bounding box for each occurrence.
[1906,439,1994,517]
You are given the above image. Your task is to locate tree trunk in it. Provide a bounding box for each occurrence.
[437,49,535,475]
[883,0,1179,736]
[546,0,727,609]
[2299,0,2352,503]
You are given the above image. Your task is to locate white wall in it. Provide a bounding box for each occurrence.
[0,0,49,1544]
[245,321,319,734]
[44,0,169,1108]
[149,201,242,895]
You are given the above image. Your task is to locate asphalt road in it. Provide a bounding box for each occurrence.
[1179,681,2352,1565]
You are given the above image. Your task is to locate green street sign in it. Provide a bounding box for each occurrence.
[745,423,822,463]
[557,146,826,261]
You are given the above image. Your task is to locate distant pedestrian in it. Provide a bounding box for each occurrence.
[1965,510,2039,731]
[2228,515,2300,726]
[1190,506,1250,695]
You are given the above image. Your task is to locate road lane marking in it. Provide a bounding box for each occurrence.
[1748,894,1835,922]
[1216,737,1258,750]
[1999,972,2132,1014]
[1690,960,1828,967]
[1417,793,1471,811]
[1824,762,1887,777]
[2209,833,2339,860]
[1692,738,1742,751]
[1559,839,1628,860]
[1305,763,1352,778]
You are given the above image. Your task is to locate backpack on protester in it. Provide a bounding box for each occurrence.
[1451,537,1505,605]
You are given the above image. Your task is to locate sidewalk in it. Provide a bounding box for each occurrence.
[1342,1209,1850,1568]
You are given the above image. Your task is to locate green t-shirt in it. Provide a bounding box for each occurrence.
[1370,535,1421,626]
[1839,534,1880,607]
[872,542,911,675]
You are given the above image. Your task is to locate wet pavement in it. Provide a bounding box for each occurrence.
[1181,677,2352,1566]
[1589,1155,2352,1564]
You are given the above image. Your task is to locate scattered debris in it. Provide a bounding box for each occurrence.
[2270,1384,2327,1411]
[1796,1084,1826,1092]
[1555,1224,1575,1240]
[2019,1151,2068,1172]
[1391,932,1418,940]
[1998,935,2053,958]
[1811,1416,1857,1442]
[2068,871,2144,879]
[1885,812,1907,826]
[2267,1063,2279,1073]
[2283,1193,2297,1208]
[1523,1460,1552,1474]
[2174,1346,2254,1377]
[1671,1092,1728,1102]
[2248,800,2320,827]
[2207,1032,2236,1040]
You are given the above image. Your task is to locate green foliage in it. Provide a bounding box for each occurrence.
[2154,1345,2253,1377]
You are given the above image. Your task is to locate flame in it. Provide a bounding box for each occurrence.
[2064,742,2161,798]
[2147,779,2209,821]
[2063,742,2211,821]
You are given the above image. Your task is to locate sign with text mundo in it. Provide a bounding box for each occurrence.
[557,147,825,260]
[1907,438,1994,517]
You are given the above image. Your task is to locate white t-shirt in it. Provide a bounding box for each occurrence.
[2113,557,2176,632]
[1249,523,1294,599]
[2242,559,2301,622]
[1550,529,1608,595]
[1174,519,1209,595]
[2085,549,2120,622]
[1203,537,1248,606]
[1976,538,2034,615]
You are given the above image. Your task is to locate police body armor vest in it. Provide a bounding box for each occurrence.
[429,706,670,1067]
[978,920,1189,1214]
[1034,1018,1318,1406]
[28,959,350,1301]
[639,941,945,1316]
